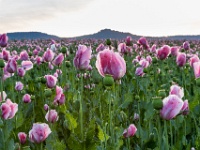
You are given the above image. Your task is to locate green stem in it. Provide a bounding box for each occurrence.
[138,102,143,147]
[40,142,43,150]
[170,120,173,147]
[79,74,84,141]
[108,89,113,144]
[157,115,161,149]
[0,69,4,102]
[164,120,169,150]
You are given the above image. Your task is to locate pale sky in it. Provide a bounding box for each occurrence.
[1,0,200,38]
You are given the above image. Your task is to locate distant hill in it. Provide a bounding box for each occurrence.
[74,29,141,40]
[6,29,200,40]
[7,32,59,40]
[165,35,200,40]
[72,29,200,40]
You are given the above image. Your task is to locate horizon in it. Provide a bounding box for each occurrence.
[1,0,200,37]
[6,28,200,39]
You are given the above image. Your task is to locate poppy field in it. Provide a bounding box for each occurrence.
[0,34,200,150]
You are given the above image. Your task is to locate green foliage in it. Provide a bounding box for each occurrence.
[65,113,78,131]
[1,39,200,150]
[97,125,109,142]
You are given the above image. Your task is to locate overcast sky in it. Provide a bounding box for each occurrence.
[1,0,200,37]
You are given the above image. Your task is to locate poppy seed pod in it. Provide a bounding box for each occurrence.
[103,74,114,86]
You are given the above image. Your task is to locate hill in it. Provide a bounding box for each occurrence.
[6,29,200,40]
[7,32,59,40]
[74,29,140,40]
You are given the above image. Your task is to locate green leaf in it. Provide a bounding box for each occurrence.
[87,143,97,150]
[21,146,31,150]
[53,140,67,150]
[119,93,133,109]
[67,134,82,150]
[6,138,15,150]
[16,110,24,129]
[97,125,109,142]
[0,118,3,127]
[194,105,200,115]
[0,129,4,149]
[65,113,77,130]
[190,98,199,111]
[144,102,155,120]
[4,120,14,141]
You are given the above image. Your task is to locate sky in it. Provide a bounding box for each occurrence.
[1,0,200,38]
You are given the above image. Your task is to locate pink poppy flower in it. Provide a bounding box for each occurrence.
[137,37,149,49]
[171,46,179,56]
[2,49,10,61]
[43,48,55,62]
[5,58,17,73]
[18,132,27,144]
[44,75,57,88]
[17,67,26,77]
[45,109,59,123]
[193,61,200,79]
[169,85,184,98]
[21,61,33,70]
[96,49,126,80]
[183,41,190,50]
[20,50,29,61]
[74,45,92,70]
[1,99,18,119]
[123,124,137,138]
[53,86,65,105]
[96,43,105,52]
[176,52,186,67]
[160,95,183,120]
[156,45,171,60]
[189,55,199,68]
[118,43,127,54]
[181,100,189,115]
[22,94,31,103]
[52,53,64,66]
[135,67,144,76]
[0,34,8,47]
[29,123,51,143]
[126,36,132,46]
[15,81,24,91]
